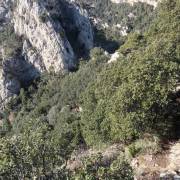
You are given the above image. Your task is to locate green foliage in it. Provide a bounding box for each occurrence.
[0,118,71,179]
[0,46,128,178]
[108,154,133,180]
[80,0,180,145]
[1,0,180,179]
[86,0,156,52]
[128,144,141,158]
[73,153,133,180]
[0,25,22,59]
[125,135,161,159]
[39,12,49,23]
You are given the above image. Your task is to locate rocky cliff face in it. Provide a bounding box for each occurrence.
[13,0,76,73]
[0,0,11,31]
[0,52,39,105]
[13,0,94,73]
[44,0,94,56]
[0,0,94,105]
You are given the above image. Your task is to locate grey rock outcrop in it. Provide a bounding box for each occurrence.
[0,0,94,104]
[0,0,11,31]
[0,55,39,104]
[13,0,76,73]
[22,40,45,72]
[44,0,94,55]
[67,0,94,52]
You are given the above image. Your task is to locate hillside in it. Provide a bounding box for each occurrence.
[77,0,158,52]
[0,0,180,179]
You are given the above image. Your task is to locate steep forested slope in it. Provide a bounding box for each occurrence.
[0,0,180,179]
[80,0,180,145]
[78,0,157,52]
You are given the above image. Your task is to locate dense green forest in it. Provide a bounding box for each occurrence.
[85,0,157,52]
[0,0,180,179]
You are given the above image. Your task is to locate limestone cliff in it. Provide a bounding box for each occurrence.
[0,0,11,31]
[13,0,76,73]
[44,0,94,56]
[13,0,94,72]
[0,0,94,104]
[0,54,39,105]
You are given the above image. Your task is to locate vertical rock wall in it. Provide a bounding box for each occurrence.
[13,0,76,73]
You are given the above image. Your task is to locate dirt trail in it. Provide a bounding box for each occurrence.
[132,142,180,180]
[66,142,180,179]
